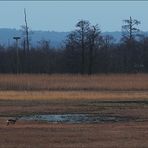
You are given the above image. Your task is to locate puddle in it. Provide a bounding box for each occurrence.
[20,114,139,124]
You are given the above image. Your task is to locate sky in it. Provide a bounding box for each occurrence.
[0,1,148,32]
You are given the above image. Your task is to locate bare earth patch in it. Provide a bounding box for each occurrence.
[0,97,148,148]
[0,120,148,148]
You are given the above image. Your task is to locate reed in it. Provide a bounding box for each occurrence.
[0,74,147,91]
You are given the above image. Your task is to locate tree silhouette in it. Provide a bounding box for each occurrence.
[122,16,141,42]
[121,16,141,72]
[24,8,30,52]
[76,20,90,74]
[87,24,101,75]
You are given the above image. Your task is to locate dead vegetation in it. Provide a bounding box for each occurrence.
[0,90,148,101]
[0,74,148,148]
[1,74,148,101]
[0,74,148,91]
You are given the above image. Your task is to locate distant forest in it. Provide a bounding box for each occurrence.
[1,16,148,74]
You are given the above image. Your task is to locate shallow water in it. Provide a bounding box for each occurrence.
[20,114,140,123]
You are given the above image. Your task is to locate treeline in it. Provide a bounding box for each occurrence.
[1,17,148,74]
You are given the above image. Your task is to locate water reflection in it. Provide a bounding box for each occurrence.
[20,114,136,123]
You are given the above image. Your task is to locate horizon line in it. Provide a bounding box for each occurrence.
[0,27,148,33]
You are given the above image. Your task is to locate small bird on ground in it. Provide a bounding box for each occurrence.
[6,117,18,126]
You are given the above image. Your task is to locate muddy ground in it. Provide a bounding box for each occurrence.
[0,121,148,148]
[0,98,148,148]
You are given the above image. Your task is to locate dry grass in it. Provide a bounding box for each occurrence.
[0,74,148,147]
[0,74,148,91]
[0,74,148,104]
[1,95,148,147]
[0,90,148,101]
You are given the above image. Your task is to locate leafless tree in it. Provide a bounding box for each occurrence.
[122,16,141,43]
[24,8,29,52]
[121,16,141,72]
[76,20,90,74]
[87,24,101,75]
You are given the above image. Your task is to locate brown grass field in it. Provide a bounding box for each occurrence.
[0,121,148,148]
[0,73,148,91]
[0,74,148,148]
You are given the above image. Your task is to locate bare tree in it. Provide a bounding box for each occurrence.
[103,35,114,48]
[122,16,141,72]
[24,8,29,52]
[65,21,102,74]
[87,24,101,75]
[122,16,140,42]
[76,20,90,74]
[20,8,31,73]
[64,31,82,73]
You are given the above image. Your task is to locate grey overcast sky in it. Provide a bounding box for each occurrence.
[0,1,147,32]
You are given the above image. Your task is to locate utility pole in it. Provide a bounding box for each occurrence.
[13,37,21,74]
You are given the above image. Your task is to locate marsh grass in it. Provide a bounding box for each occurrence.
[0,90,148,100]
[0,74,148,148]
[0,74,148,91]
[0,74,148,101]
